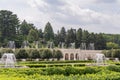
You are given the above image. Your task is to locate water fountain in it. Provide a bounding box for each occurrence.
[21,41,29,48]
[95,53,106,65]
[47,42,54,49]
[34,41,39,48]
[70,43,75,49]
[61,42,65,49]
[0,53,16,68]
[88,43,95,50]
[58,42,62,48]
[80,43,86,50]
[7,41,15,49]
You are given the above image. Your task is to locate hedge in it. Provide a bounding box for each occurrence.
[18,60,93,64]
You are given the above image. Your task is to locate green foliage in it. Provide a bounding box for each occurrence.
[15,35,24,48]
[18,60,93,64]
[59,27,66,42]
[27,29,39,43]
[65,28,76,47]
[102,50,112,57]
[16,49,28,59]
[55,50,63,60]
[29,49,40,59]
[38,29,43,39]
[44,22,54,41]
[20,20,35,36]
[46,67,64,75]
[0,10,19,46]
[25,63,85,68]
[0,48,14,57]
[103,49,120,59]
[41,49,53,60]
[0,48,13,53]
[107,65,120,72]
[1,10,120,50]
[82,30,89,44]
[83,67,100,74]
[26,64,46,68]
[103,34,120,47]
[106,42,119,49]
[95,33,106,50]
[64,67,79,76]
[1,66,120,80]
[74,64,85,67]
[76,28,82,48]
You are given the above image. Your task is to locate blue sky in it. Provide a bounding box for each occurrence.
[0,0,120,34]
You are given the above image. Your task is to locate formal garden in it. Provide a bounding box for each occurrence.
[1,60,120,80]
[0,10,120,80]
[0,48,120,80]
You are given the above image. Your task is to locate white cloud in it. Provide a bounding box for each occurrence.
[25,0,120,33]
[0,0,120,33]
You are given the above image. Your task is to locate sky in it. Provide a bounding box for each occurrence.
[0,0,120,34]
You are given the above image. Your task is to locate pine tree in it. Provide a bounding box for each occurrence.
[44,22,54,41]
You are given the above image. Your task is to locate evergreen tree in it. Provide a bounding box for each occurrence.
[27,29,39,43]
[82,30,89,48]
[88,33,95,43]
[20,20,35,40]
[38,29,43,39]
[65,28,76,47]
[59,27,66,42]
[95,33,106,50]
[0,10,19,46]
[76,28,82,48]
[44,22,54,41]
[54,31,60,47]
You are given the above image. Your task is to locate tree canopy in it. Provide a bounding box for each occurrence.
[0,10,120,50]
[44,22,54,41]
[0,10,19,46]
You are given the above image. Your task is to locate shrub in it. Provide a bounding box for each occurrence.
[64,67,79,76]
[103,49,120,59]
[55,50,63,60]
[38,49,44,58]
[83,67,100,74]
[46,67,64,75]
[16,49,28,59]
[25,64,73,68]
[74,64,85,67]
[115,62,120,65]
[1,48,13,54]
[18,60,93,64]
[30,49,40,59]
[41,49,52,60]
[26,64,46,68]
[107,65,120,72]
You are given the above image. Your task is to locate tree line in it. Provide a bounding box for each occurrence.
[0,10,120,50]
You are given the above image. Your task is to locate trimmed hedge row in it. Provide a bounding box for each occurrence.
[107,65,120,72]
[0,48,63,60]
[18,60,93,64]
[0,66,120,80]
[25,63,85,68]
[0,66,100,76]
[113,62,120,65]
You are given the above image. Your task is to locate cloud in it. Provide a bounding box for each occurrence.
[95,0,117,3]
[0,0,119,33]
[25,0,120,33]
